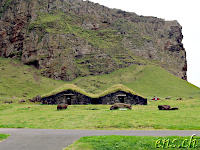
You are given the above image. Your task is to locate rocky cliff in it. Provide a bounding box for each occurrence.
[0,0,187,81]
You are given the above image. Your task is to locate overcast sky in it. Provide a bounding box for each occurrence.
[88,0,200,88]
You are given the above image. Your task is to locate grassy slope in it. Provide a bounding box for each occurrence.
[0,57,66,102]
[70,65,200,99]
[0,57,200,103]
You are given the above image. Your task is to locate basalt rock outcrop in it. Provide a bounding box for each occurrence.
[0,0,187,81]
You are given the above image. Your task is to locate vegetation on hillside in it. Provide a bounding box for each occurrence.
[28,11,151,77]
[0,57,199,103]
[0,57,65,102]
[1,0,187,83]
[70,65,200,99]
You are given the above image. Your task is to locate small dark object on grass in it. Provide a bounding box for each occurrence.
[165,96,171,99]
[4,101,12,104]
[151,97,160,101]
[28,107,30,108]
[87,108,99,110]
[176,98,182,100]
[19,99,25,103]
[171,107,178,110]
[57,104,68,110]
[110,103,132,110]
[158,105,178,110]
[158,105,170,110]
[29,95,42,103]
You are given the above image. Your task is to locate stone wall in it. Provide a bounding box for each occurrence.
[41,90,92,105]
[99,91,147,105]
[41,90,147,105]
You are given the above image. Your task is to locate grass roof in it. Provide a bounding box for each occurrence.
[41,84,96,98]
[42,84,146,99]
[97,84,145,98]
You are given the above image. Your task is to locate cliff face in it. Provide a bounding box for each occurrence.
[0,0,187,81]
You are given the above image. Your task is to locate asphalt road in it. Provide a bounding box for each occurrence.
[0,128,200,150]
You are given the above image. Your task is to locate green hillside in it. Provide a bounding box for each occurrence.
[70,65,200,99]
[0,57,65,102]
[0,57,199,103]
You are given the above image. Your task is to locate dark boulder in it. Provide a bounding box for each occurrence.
[4,101,12,104]
[57,104,68,110]
[110,103,132,110]
[158,105,178,110]
[171,107,179,110]
[18,99,25,103]
[29,95,42,102]
[158,105,171,110]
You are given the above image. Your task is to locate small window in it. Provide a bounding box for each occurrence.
[118,96,124,103]
[64,94,74,105]
[117,94,126,103]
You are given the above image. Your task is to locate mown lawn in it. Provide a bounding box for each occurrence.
[0,133,10,142]
[64,135,200,150]
[0,99,199,130]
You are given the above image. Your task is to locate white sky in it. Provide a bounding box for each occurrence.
[88,0,200,88]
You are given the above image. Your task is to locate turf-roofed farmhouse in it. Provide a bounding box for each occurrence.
[41,90,91,105]
[41,84,147,105]
[98,90,147,105]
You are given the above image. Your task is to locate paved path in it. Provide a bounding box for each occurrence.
[0,128,200,150]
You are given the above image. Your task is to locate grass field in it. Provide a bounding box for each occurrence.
[0,98,199,130]
[0,133,10,142]
[64,135,200,150]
